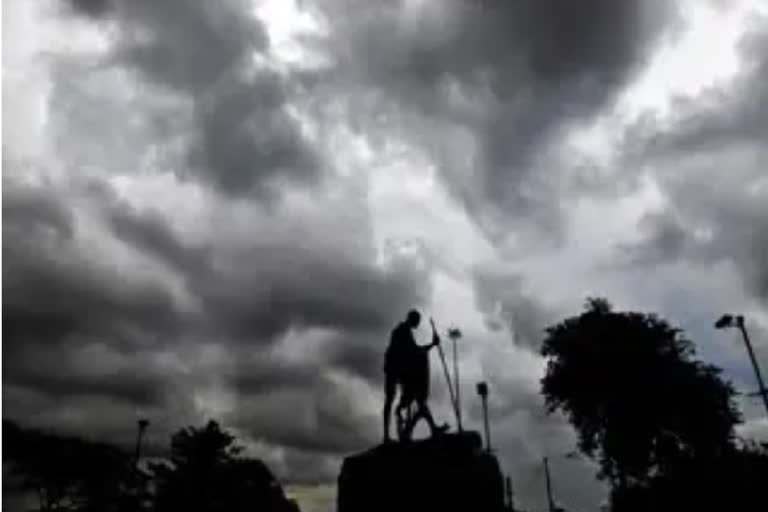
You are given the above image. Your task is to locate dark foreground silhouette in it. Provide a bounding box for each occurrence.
[338,431,505,512]
[5,299,767,512]
[383,309,448,443]
[541,297,768,511]
[3,419,299,512]
[341,309,507,512]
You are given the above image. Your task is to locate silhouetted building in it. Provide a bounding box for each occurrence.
[337,431,505,512]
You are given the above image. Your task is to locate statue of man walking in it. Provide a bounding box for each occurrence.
[383,309,448,443]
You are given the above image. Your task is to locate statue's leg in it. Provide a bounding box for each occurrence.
[383,373,396,442]
[397,387,413,441]
[395,398,406,441]
[400,405,408,441]
[418,400,448,436]
[404,401,424,440]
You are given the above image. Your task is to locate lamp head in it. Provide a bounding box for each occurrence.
[715,314,734,329]
[448,327,462,340]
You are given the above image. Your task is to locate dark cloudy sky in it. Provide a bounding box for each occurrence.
[3,1,768,510]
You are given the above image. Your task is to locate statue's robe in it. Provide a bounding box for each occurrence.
[401,345,430,404]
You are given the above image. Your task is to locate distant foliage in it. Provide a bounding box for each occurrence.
[540,297,742,489]
[3,419,299,512]
[150,420,298,512]
[3,420,133,512]
[610,440,768,511]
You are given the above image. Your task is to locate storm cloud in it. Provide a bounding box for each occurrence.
[4,1,768,511]
[623,13,768,306]
[310,0,682,242]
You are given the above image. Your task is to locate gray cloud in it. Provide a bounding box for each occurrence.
[622,17,768,305]
[108,199,431,343]
[67,0,113,18]
[2,161,428,469]
[320,329,391,384]
[6,1,765,508]
[311,0,681,242]
[231,372,378,456]
[229,356,324,397]
[621,211,694,265]
[635,17,768,155]
[2,340,171,408]
[60,0,319,197]
[10,0,667,496]
[3,0,431,467]
[2,172,187,356]
[473,268,556,351]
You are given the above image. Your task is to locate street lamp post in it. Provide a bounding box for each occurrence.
[541,452,581,512]
[130,419,150,510]
[505,476,515,512]
[476,382,491,452]
[135,418,150,465]
[543,456,555,512]
[715,314,768,418]
[448,327,463,432]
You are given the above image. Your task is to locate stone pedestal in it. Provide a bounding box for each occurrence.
[337,431,505,512]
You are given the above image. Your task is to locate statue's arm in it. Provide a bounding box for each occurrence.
[420,335,441,351]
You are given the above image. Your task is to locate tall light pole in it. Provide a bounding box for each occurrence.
[130,418,150,510]
[476,381,491,451]
[543,456,555,512]
[541,452,580,512]
[448,327,463,432]
[430,318,459,428]
[715,314,768,418]
[505,475,515,512]
[135,418,150,465]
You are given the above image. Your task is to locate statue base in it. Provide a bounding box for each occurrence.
[337,431,506,512]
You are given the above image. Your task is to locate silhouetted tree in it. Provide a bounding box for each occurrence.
[540,298,741,492]
[150,420,299,512]
[610,440,768,511]
[2,420,134,512]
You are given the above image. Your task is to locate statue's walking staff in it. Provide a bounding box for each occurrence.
[431,317,459,429]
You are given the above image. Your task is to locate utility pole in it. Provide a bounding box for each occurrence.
[505,476,515,512]
[449,328,463,432]
[543,457,555,512]
[715,314,768,418]
[736,316,768,418]
[130,419,150,511]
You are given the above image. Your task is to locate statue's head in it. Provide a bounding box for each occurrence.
[406,309,421,328]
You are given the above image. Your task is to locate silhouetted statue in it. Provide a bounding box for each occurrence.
[383,309,447,442]
[338,430,506,512]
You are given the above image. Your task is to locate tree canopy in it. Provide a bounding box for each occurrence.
[3,419,299,512]
[3,419,132,512]
[150,420,299,512]
[611,439,768,511]
[540,298,742,489]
